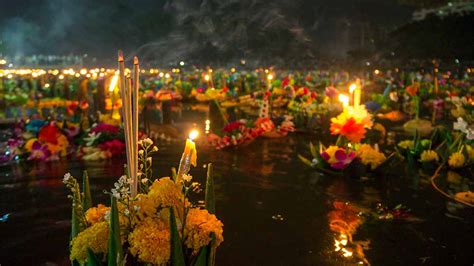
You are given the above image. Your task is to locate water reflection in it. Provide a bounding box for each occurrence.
[0,103,473,265]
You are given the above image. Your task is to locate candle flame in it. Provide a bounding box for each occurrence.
[109,75,119,92]
[189,130,199,140]
[349,83,357,93]
[267,74,273,80]
[204,74,210,81]
[338,94,349,106]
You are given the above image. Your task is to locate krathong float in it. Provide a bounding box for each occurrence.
[63,53,223,265]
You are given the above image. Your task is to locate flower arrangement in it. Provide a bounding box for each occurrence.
[8,120,72,161]
[77,122,125,161]
[64,138,223,265]
[330,105,373,143]
[64,53,223,265]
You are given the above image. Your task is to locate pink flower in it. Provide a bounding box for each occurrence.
[325,86,338,98]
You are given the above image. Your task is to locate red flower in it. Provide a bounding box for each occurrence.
[80,100,89,110]
[38,124,61,145]
[282,77,290,87]
[91,123,120,134]
[98,139,125,156]
[223,121,243,133]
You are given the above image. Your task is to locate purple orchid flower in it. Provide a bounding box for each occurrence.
[28,141,51,161]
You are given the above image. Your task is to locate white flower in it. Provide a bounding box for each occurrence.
[141,178,149,184]
[152,146,158,152]
[311,158,319,167]
[63,173,72,183]
[144,138,153,146]
[138,150,144,156]
[453,117,468,132]
[146,157,152,162]
[124,209,130,216]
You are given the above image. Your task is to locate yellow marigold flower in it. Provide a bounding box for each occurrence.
[356,144,386,170]
[420,150,439,162]
[323,146,340,164]
[184,208,224,254]
[398,140,414,150]
[466,145,474,162]
[148,177,185,209]
[133,194,158,219]
[24,138,38,152]
[85,204,110,225]
[448,152,465,168]
[128,217,170,265]
[70,222,109,263]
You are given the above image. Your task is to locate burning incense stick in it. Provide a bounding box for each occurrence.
[117,50,139,196]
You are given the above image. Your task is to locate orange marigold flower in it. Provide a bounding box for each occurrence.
[405,84,419,97]
[184,208,224,253]
[330,116,367,143]
[85,204,110,225]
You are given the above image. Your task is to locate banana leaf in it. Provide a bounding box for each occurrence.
[107,197,123,266]
[169,207,185,266]
[82,171,92,212]
[205,163,215,214]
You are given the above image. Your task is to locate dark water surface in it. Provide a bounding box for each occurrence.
[0,107,473,266]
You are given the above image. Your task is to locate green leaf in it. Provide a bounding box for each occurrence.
[205,163,215,214]
[298,154,313,167]
[171,167,177,182]
[195,246,209,266]
[169,207,185,266]
[82,171,92,212]
[70,196,80,241]
[309,142,317,158]
[87,248,102,266]
[107,197,123,266]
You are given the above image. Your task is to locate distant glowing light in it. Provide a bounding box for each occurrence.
[204,74,210,81]
[231,67,236,72]
[0,59,6,65]
[179,61,185,66]
[374,69,380,75]
[267,74,273,81]
[44,83,50,88]
[165,73,170,79]
[205,119,211,134]
[159,72,164,78]
[80,69,87,75]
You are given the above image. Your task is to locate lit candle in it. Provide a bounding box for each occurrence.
[267,73,273,90]
[176,130,198,184]
[353,80,362,108]
[338,94,349,109]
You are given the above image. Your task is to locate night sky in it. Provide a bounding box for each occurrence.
[0,0,415,62]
